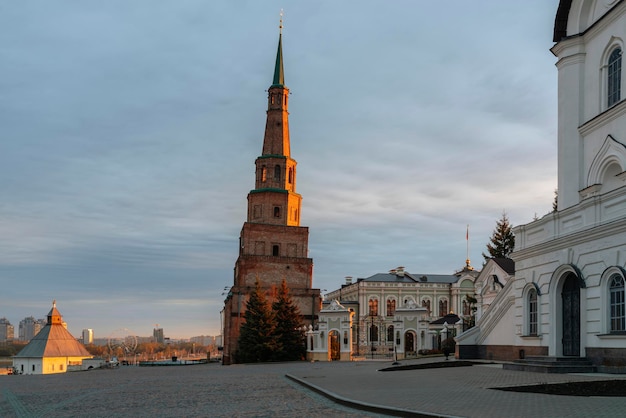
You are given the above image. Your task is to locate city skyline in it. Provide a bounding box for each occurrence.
[2,1,559,338]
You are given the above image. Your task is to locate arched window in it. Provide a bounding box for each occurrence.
[528,289,538,336]
[422,299,431,315]
[273,206,280,218]
[261,166,267,182]
[272,245,279,257]
[368,298,378,316]
[608,48,622,108]
[610,274,625,332]
[439,299,448,317]
[288,167,293,183]
[387,325,394,343]
[369,324,378,342]
[274,165,281,182]
[387,299,396,316]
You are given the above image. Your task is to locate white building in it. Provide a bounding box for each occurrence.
[457,0,626,372]
[13,301,92,375]
[82,328,94,345]
[313,265,478,361]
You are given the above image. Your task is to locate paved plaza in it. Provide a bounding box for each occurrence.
[1,358,626,417]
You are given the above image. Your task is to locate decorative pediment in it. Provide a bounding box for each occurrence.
[321,299,348,312]
[586,135,626,188]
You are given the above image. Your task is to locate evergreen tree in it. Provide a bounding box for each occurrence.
[235,279,278,363]
[482,211,515,260]
[271,280,306,361]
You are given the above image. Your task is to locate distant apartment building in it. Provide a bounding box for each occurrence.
[82,329,93,345]
[153,328,164,344]
[18,317,45,341]
[190,335,215,346]
[0,318,14,342]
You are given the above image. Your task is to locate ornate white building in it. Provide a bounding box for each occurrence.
[310,266,478,361]
[457,0,626,372]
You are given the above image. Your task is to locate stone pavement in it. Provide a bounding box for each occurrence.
[287,358,626,418]
[1,358,626,417]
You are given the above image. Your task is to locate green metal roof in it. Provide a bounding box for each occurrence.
[271,33,284,87]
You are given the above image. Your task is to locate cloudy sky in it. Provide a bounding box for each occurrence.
[1,1,560,340]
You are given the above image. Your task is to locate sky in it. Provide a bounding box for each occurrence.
[1,1,561,340]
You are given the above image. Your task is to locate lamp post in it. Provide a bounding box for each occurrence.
[443,322,450,360]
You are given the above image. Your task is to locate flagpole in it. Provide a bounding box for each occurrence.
[466,224,472,270]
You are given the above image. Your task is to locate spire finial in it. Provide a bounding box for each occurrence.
[53,299,56,308]
[271,11,285,87]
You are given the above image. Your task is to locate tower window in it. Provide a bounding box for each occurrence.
[274,165,281,182]
[608,48,622,108]
[288,167,293,183]
[272,245,279,256]
[261,166,267,182]
[273,206,281,218]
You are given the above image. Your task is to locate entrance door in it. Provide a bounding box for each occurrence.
[329,331,340,361]
[562,274,580,356]
[404,332,415,355]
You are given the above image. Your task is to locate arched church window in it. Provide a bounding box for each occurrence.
[288,167,293,183]
[387,325,394,342]
[274,165,281,182]
[274,206,280,218]
[528,289,538,336]
[272,245,279,257]
[610,274,625,332]
[387,299,396,316]
[608,48,622,108]
[261,166,267,182]
[368,298,378,316]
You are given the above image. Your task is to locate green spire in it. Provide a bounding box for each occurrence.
[272,12,284,87]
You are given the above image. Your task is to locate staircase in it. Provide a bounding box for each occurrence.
[503,356,597,374]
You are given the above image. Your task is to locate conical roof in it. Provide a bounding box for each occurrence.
[14,301,91,358]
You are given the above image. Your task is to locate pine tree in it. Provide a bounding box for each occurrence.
[235,279,278,363]
[482,211,515,260]
[271,280,306,361]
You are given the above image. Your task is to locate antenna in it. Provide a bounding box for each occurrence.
[279,9,284,34]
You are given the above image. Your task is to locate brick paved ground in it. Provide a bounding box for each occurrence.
[287,359,626,418]
[0,363,384,418]
[2,359,626,418]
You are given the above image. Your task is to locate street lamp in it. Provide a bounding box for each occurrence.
[443,322,450,360]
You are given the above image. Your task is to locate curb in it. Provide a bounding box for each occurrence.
[285,374,462,418]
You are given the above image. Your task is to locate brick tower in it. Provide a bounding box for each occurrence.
[222,22,319,365]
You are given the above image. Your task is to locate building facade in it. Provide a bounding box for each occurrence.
[457,1,626,371]
[82,329,93,345]
[0,318,14,343]
[18,316,45,342]
[314,265,478,361]
[13,301,92,375]
[222,25,320,364]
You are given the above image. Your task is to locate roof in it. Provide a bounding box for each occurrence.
[14,302,91,359]
[553,0,573,42]
[271,33,284,87]
[492,258,515,275]
[360,272,459,284]
[430,313,461,325]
